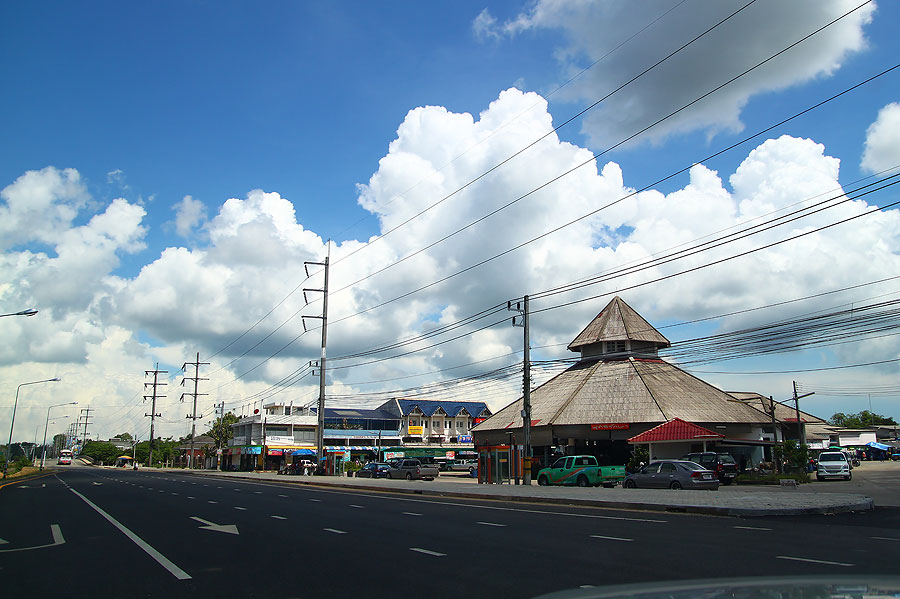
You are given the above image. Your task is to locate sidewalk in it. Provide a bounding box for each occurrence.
[160,468,875,517]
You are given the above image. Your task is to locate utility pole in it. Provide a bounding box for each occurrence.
[792,381,814,447]
[768,396,780,474]
[80,407,94,447]
[302,243,330,474]
[181,352,209,469]
[508,295,532,485]
[144,364,167,467]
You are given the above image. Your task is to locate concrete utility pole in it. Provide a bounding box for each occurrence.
[768,396,780,474]
[181,352,209,469]
[508,295,532,485]
[144,364,167,467]
[302,243,330,474]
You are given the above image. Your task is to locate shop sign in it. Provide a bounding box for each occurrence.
[457,435,473,443]
[473,418,486,424]
[268,448,284,456]
[266,435,295,445]
[216,449,222,455]
[445,451,455,459]
[590,423,630,430]
[407,425,424,435]
[384,451,404,460]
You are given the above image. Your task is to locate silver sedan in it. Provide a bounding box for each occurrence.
[623,460,720,490]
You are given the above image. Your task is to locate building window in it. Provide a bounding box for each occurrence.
[607,341,626,354]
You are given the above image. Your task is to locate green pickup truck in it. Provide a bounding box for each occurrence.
[536,455,626,488]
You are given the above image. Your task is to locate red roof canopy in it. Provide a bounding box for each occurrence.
[627,418,724,444]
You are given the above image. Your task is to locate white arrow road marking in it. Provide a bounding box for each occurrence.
[0,525,65,553]
[190,516,239,535]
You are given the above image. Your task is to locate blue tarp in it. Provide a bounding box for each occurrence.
[291,449,316,456]
[866,441,891,451]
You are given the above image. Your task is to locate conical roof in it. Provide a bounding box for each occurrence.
[567,296,670,351]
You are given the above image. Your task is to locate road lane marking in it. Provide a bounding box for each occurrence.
[234,506,247,510]
[324,528,346,534]
[734,526,772,531]
[410,547,445,557]
[208,500,217,504]
[590,535,633,542]
[776,556,853,567]
[308,498,321,502]
[476,521,506,527]
[272,515,287,520]
[254,491,262,494]
[68,488,191,580]
[171,493,178,496]
[871,536,900,541]
[403,512,422,516]
[187,496,196,499]
[278,494,288,498]
[349,504,365,509]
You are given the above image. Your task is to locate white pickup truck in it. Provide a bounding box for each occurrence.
[386,458,439,480]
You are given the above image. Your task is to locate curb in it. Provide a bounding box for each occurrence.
[164,469,875,517]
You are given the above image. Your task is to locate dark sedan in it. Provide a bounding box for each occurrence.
[623,460,719,490]
[356,462,391,479]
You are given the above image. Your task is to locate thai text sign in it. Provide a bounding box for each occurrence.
[408,425,424,435]
[590,423,630,430]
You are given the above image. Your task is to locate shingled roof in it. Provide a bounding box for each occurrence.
[567,296,670,351]
[627,418,724,443]
[472,357,770,432]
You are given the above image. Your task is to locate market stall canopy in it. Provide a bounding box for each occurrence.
[867,441,892,451]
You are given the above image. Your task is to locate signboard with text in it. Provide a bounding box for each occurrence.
[457,435,473,443]
[590,423,630,430]
[407,425,424,436]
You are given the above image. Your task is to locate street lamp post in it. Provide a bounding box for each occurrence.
[4,377,61,478]
[0,308,38,318]
[40,401,77,470]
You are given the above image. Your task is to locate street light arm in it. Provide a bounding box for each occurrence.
[0,308,38,318]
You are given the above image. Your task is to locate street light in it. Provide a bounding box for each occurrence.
[40,401,77,470]
[0,308,38,318]
[3,377,61,478]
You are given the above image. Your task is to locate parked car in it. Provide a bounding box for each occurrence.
[816,451,852,481]
[356,462,391,479]
[386,458,439,480]
[681,452,738,485]
[443,459,478,473]
[536,455,626,487]
[623,460,719,490]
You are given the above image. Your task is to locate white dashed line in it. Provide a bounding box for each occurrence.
[403,512,422,516]
[349,504,365,509]
[410,548,445,557]
[308,499,321,502]
[734,526,772,531]
[187,496,195,499]
[590,535,633,542]
[234,507,247,511]
[476,521,506,527]
[208,500,217,504]
[278,494,288,498]
[776,556,853,567]
[872,536,900,541]
[271,516,287,520]
[324,528,346,534]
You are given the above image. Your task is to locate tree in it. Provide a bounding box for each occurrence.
[829,410,897,428]
[81,441,121,465]
[204,412,239,449]
[113,432,133,441]
[52,433,66,457]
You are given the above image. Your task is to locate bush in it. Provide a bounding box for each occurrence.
[627,447,649,473]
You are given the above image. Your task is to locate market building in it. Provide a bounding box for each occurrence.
[472,296,786,480]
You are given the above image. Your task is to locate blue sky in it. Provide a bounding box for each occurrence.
[2,1,899,439]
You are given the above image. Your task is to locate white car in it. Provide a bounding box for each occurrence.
[816,451,852,481]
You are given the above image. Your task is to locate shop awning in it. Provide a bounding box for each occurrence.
[867,441,891,451]
[291,449,316,456]
[627,418,724,444]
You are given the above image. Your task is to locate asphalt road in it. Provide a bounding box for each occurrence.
[1,464,898,598]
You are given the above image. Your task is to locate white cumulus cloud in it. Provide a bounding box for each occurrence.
[861,101,900,175]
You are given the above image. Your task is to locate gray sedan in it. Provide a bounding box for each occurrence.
[623,460,719,490]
